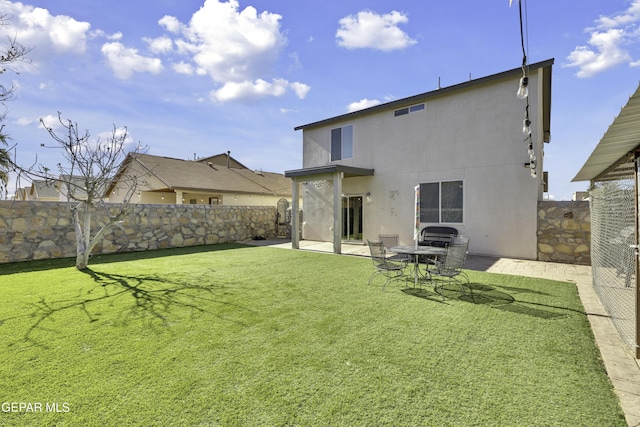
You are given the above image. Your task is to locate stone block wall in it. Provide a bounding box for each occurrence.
[537,200,591,265]
[0,201,277,264]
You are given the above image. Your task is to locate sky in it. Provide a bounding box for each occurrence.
[1,0,639,200]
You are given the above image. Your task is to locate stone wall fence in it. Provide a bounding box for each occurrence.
[537,200,591,265]
[0,201,277,264]
[1,200,591,265]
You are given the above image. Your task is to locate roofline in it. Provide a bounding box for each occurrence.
[294,58,555,131]
[147,187,291,196]
[572,82,640,182]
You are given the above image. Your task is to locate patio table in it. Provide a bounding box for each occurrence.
[389,245,447,287]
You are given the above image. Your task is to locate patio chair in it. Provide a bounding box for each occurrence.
[378,234,411,262]
[426,235,470,299]
[367,240,408,291]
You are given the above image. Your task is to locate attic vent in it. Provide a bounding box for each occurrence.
[255,169,263,176]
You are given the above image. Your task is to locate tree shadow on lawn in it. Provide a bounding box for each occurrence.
[0,243,249,276]
[403,281,587,320]
[8,268,254,348]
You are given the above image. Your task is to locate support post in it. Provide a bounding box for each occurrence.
[333,171,342,254]
[291,179,300,249]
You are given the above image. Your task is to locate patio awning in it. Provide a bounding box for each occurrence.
[285,165,374,179]
[573,83,640,182]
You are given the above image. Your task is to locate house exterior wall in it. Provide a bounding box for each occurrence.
[300,69,547,259]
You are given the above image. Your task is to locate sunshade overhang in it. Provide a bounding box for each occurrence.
[285,165,374,179]
[573,83,640,182]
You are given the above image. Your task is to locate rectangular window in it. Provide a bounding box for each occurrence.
[331,125,353,161]
[394,103,425,117]
[420,180,463,223]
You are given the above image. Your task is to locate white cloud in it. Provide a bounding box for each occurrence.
[0,1,91,68]
[145,36,173,54]
[158,15,183,34]
[168,0,286,83]
[172,61,195,75]
[211,78,308,103]
[15,117,33,126]
[336,10,417,51]
[101,42,163,80]
[290,82,311,99]
[565,1,640,77]
[594,0,640,29]
[347,98,381,112]
[156,0,309,103]
[566,29,631,77]
[39,114,64,131]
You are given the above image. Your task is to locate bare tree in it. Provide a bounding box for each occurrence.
[0,12,31,197]
[14,112,148,270]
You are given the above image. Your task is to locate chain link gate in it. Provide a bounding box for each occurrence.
[589,166,637,351]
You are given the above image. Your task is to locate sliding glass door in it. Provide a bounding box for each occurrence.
[342,195,363,243]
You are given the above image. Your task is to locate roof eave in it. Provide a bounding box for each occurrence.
[295,58,555,131]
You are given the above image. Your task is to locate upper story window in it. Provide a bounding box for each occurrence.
[331,125,353,161]
[420,180,463,223]
[394,103,425,117]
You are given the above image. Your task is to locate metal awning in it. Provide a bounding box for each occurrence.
[573,83,640,182]
[285,165,374,179]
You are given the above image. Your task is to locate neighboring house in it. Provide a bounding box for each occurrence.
[106,152,293,207]
[285,59,553,259]
[15,179,60,201]
[56,174,89,201]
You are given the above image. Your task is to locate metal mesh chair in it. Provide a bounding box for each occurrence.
[367,240,407,291]
[427,235,470,299]
[378,234,411,262]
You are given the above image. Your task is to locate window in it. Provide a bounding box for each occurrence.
[420,180,463,223]
[394,103,424,117]
[331,125,353,161]
[394,108,409,117]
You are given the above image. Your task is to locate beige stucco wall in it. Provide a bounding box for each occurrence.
[300,68,547,259]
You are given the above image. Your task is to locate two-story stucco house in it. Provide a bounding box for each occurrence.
[285,59,553,259]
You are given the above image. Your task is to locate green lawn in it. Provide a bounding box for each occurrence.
[0,244,626,426]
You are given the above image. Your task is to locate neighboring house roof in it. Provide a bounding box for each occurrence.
[198,152,249,169]
[109,153,291,196]
[57,174,90,200]
[573,83,640,183]
[295,58,554,144]
[30,179,59,200]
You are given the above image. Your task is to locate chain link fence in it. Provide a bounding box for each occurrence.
[589,172,637,351]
